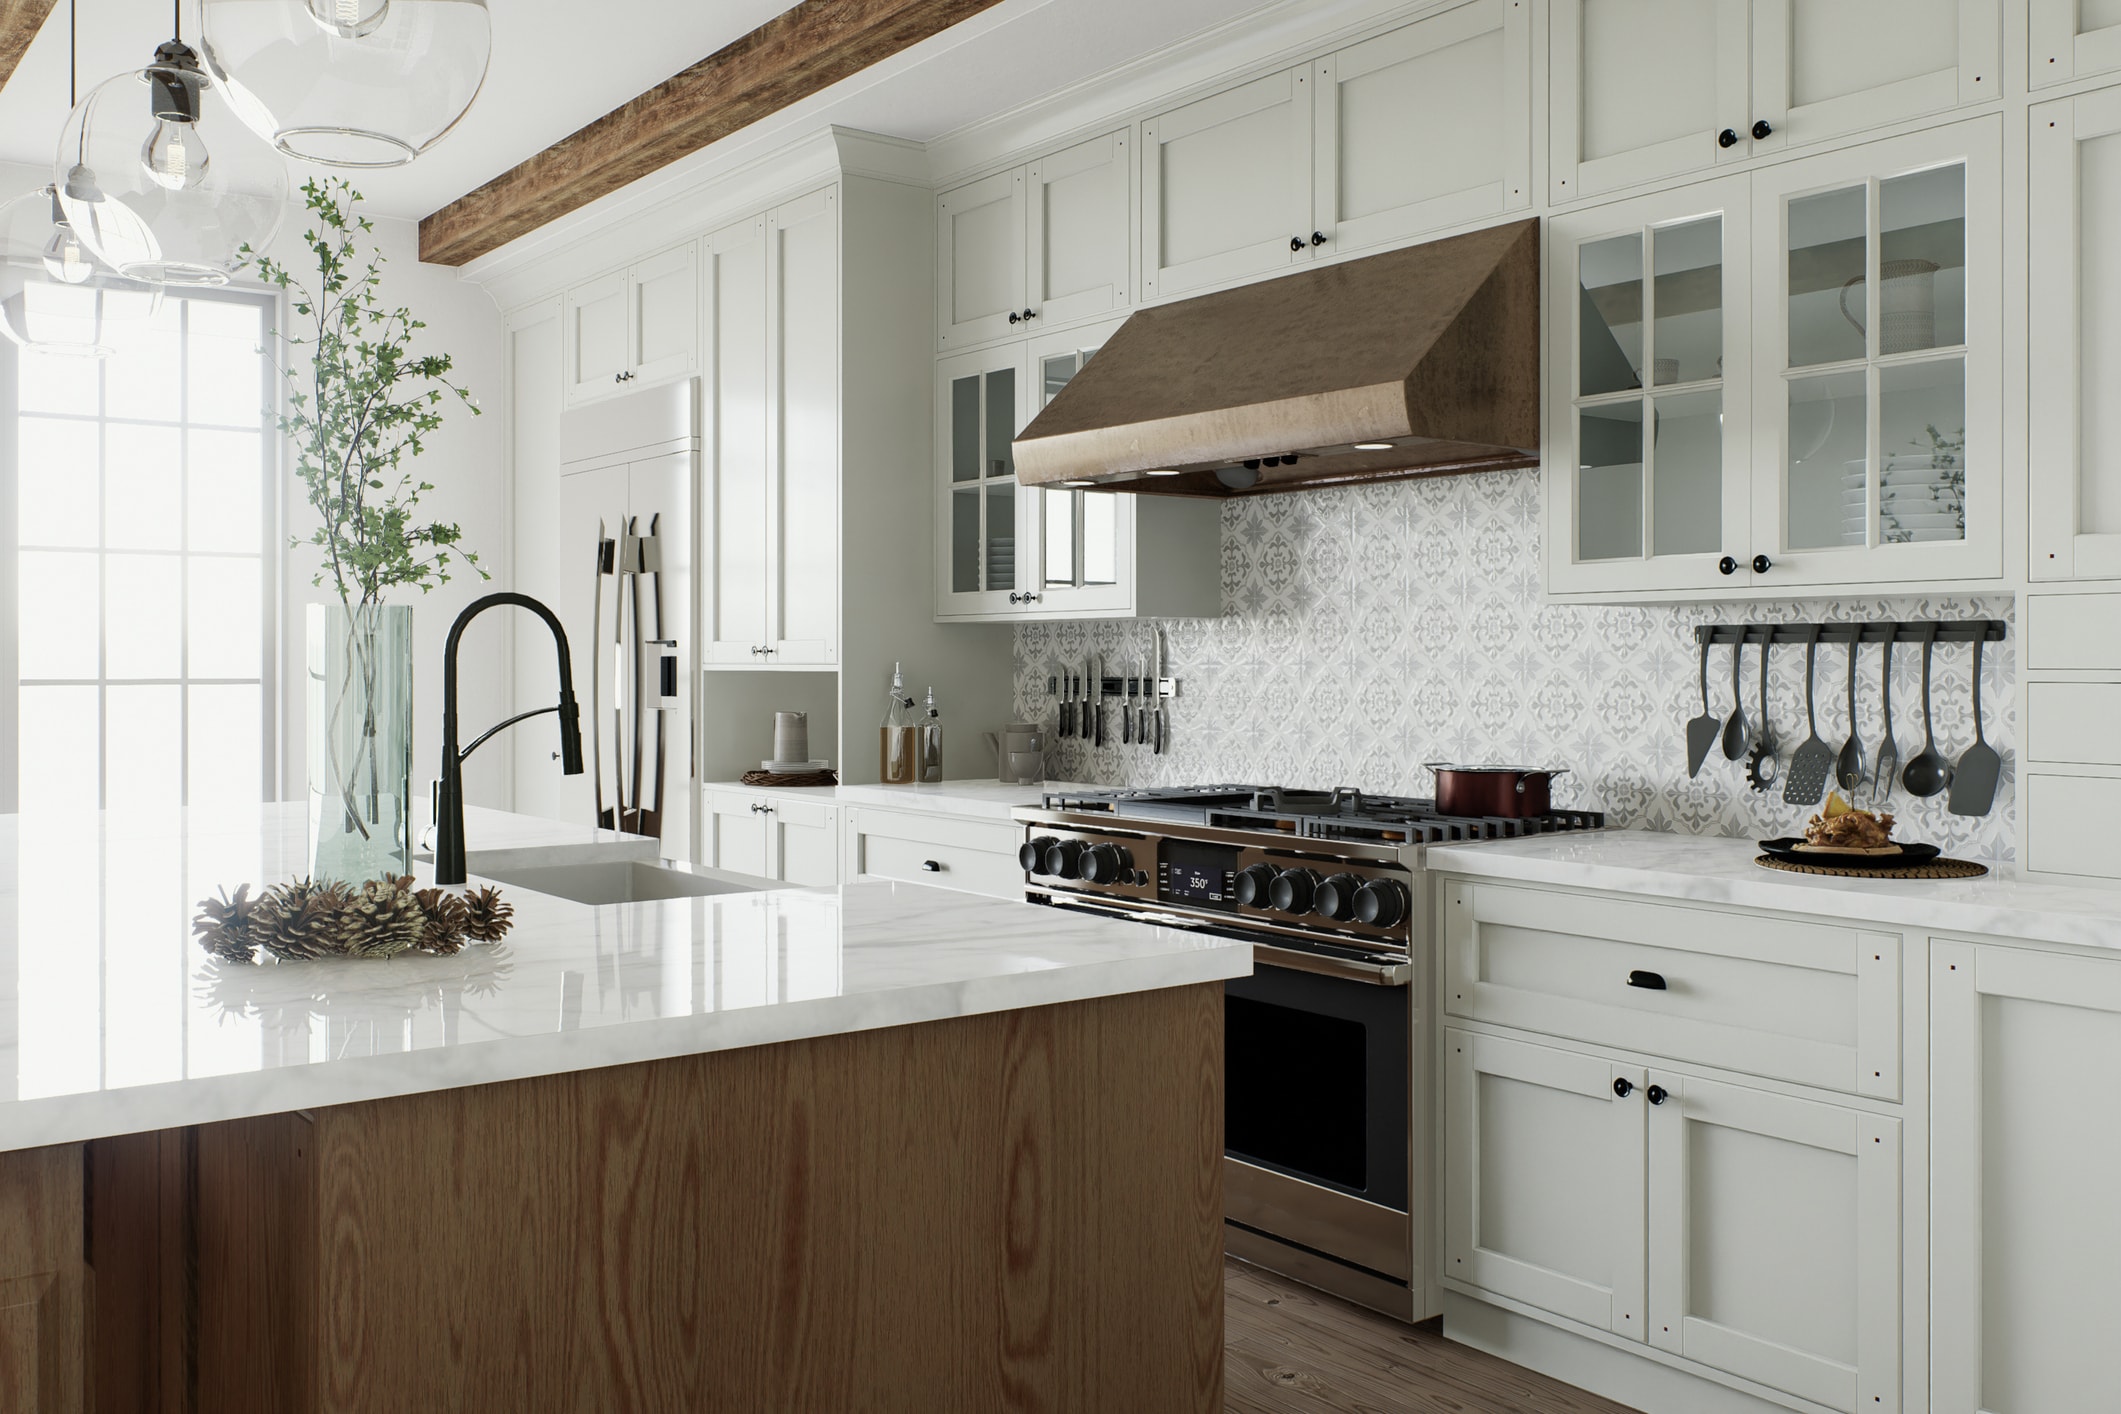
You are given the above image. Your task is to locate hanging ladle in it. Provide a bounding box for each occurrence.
[1900,624,1953,799]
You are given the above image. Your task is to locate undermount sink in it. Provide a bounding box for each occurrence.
[473,859,767,906]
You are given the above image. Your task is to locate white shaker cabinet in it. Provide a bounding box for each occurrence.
[1932,942,2121,1412]
[933,321,1220,622]
[701,188,840,667]
[936,130,1130,351]
[2029,84,2121,580]
[1550,0,1997,206]
[562,242,700,407]
[1141,67,1315,300]
[702,787,840,886]
[2031,0,2121,87]
[1547,119,2002,600]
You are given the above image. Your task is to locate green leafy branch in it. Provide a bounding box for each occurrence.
[243,177,485,610]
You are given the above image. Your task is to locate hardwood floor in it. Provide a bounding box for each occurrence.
[1224,1260,1643,1414]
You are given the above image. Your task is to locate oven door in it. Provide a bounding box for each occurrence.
[1224,942,1413,1295]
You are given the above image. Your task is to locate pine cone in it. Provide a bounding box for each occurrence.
[462,885,514,943]
[255,878,358,960]
[413,887,470,956]
[193,885,263,964]
[344,875,426,959]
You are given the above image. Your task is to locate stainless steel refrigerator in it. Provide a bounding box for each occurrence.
[558,381,694,860]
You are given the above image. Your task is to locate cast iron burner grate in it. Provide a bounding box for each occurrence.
[1038,784,1604,844]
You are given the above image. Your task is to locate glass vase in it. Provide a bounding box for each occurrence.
[307,602,413,884]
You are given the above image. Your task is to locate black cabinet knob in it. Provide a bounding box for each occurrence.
[921,860,942,872]
[1752,119,1773,140]
[1021,308,1038,321]
[1019,836,1058,872]
[1717,127,1739,148]
[1081,843,1134,885]
[1613,1078,1634,1098]
[1647,1084,1669,1106]
[1234,863,1277,907]
[1752,554,1772,574]
[1627,969,1668,990]
[1008,311,1021,324]
[1290,236,1307,252]
[1315,873,1362,921]
[1353,878,1408,927]
[1719,555,1739,576]
[1268,868,1319,915]
[1310,231,1327,246]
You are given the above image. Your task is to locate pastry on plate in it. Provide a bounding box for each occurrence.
[1799,792,1899,853]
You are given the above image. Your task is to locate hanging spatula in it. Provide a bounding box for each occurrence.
[1784,628,1836,806]
[1948,635,2002,816]
[1870,638,1898,806]
[1685,633,1720,778]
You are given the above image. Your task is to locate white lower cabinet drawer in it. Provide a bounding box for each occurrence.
[1442,880,1902,1099]
[845,807,1023,898]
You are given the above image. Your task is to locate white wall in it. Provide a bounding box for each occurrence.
[0,161,512,823]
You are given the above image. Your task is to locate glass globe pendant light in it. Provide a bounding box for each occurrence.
[0,2,163,356]
[54,1,289,287]
[198,0,491,168]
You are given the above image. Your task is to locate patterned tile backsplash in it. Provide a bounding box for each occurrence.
[1012,468,2018,861]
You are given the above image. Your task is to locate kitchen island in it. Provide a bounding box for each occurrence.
[0,805,1246,1414]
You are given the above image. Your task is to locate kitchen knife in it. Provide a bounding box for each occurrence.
[1122,667,1134,744]
[1152,628,1167,755]
[1059,668,1073,739]
[1093,653,1105,748]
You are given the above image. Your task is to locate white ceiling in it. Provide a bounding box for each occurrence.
[0,0,1277,221]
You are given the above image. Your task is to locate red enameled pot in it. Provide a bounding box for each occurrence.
[1424,764,1568,818]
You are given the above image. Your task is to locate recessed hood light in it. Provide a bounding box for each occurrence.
[1354,442,1394,451]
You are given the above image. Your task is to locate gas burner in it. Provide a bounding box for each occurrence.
[1038,783,1603,842]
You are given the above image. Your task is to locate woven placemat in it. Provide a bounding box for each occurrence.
[1756,854,1987,880]
[739,769,838,787]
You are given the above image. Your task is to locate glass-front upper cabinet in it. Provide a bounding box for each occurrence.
[1025,320,1132,616]
[1749,119,2000,588]
[1545,178,1753,596]
[934,347,1026,618]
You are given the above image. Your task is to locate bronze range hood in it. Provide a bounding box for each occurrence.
[1012,218,1539,496]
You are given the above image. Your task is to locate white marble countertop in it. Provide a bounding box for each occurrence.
[0,804,1248,1153]
[704,778,1082,822]
[1428,830,2121,953]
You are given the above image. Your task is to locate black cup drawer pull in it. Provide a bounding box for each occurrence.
[921,859,943,872]
[1627,969,1668,991]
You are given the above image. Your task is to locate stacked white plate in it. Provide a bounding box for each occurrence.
[761,759,832,772]
[1840,456,1964,544]
[988,536,1014,587]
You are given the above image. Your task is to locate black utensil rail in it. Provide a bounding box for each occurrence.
[1692,619,2006,647]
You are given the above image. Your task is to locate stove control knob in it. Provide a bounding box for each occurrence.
[1042,839,1088,879]
[1269,868,1320,915]
[1234,864,1277,908]
[1019,836,1059,873]
[1353,878,1409,928]
[1315,873,1363,921]
[1080,843,1134,885]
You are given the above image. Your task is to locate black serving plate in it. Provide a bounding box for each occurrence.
[1759,837,1941,869]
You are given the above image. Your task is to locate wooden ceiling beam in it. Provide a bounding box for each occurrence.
[0,0,58,95]
[418,0,1006,267]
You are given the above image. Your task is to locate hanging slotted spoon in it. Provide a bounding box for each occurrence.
[1901,625,1953,798]
[1784,628,1836,805]
[1721,638,1748,761]
[1870,638,1898,805]
[1686,633,1720,778]
[1948,636,2002,816]
[1834,636,1865,793]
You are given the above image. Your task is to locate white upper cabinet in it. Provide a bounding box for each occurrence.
[1550,0,1750,205]
[1311,0,1531,253]
[2030,83,2121,579]
[1551,0,1997,206]
[2031,0,2121,87]
[1025,131,1131,330]
[937,168,1026,350]
[1547,119,2001,600]
[703,189,840,667]
[563,241,700,407]
[1142,66,1315,299]
[1546,177,1754,596]
[1144,1,1531,300]
[938,131,1131,351]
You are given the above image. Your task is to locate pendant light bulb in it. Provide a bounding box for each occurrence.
[138,41,211,192]
[306,0,389,40]
[39,193,93,284]
[140,118,208,190]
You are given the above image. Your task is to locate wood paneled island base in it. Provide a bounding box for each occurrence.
[25,981,1225,1414]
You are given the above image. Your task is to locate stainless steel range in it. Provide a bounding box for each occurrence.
[1014,784,1603,1322]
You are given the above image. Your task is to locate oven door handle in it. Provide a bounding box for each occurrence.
[1253,941,1411,987]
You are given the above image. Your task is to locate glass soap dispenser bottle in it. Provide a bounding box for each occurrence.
[918,686,944,783]
[879,661,918,784]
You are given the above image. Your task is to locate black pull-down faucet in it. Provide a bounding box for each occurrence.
[435,592,584,887]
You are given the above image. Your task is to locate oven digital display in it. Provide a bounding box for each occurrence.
[1158,838,1238,911]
